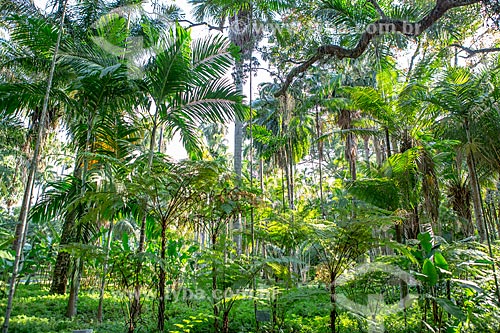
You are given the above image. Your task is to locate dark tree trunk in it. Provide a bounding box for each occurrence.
[448,182,473,237]
[466,152,486,241]
[346,131,357,181]
[97,222,113,322]
[222,310,230,333]
[158,220,167,332]
[212,234,219,333]
[329,280,337,333]
[130,116,159,331]
[66,258,83,318]
[50,209,78,294]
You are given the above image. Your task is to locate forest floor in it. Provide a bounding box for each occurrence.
[0,283,424,333]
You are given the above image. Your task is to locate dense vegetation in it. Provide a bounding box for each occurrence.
[1,0,500,332]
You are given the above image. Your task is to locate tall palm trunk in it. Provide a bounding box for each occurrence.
[464,119,486,241]
[287,139,295,209]
[130,105,159,332]
[346,131,357,181]
[315,106,325,218]
[51,105,94,297]
[66,257,84,318]
[50,206,78,294]
[66,110,94,317]
[466,151,486,241]
[233,59,244,255]
[158,218,168,332]
[2,1,68,331]
[97,221,114,322]
[13,107,50,250]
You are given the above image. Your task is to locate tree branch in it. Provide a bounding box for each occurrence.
[367,0,386,18]
[451,43,500,57]
[178,19,226,32]
[275,0,482,96]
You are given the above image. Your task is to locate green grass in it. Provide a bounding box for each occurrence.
[0,285,126,333]
[0,284,426,333]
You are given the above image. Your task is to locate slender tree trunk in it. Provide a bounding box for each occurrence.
[50,208,78,294]
[385,127,391,159]
[284,152,292,209]
[233,59,244,254]
[492,200,500,239]
[259,158,264,193]
[373,134,384,165]
[211,234,219,333]
[52,106,93,295]
[130,111,159,332]
[97,222,114,322]
[465,119,486,241]
[222,310,230,333]
[363,136,370,171]
[158,220,167,332]
[315,106,325,218]
[288,140,295,209]
[330,280,337,333]
[346,131,357,181]
[281,168,286,211]
[2,2,68,331]
[66,257,84,318]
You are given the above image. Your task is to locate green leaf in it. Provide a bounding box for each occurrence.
[221,202,234,214]
[0,250,14,260]
[422,259,438,286]
[122,232,130,252]
[433,252,449,270]
[418,232,432,255]
[168,240,178,257]
[435,298,466,321]
[451,279,484,294]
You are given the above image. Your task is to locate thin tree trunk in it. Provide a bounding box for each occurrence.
[52,106,93,295]
[222,310,230,333]
[284,152,292,209]
[97,222,114,322]
[385,127,392,159]
[158,220,167,332]
[50,206,78,294]
[330,280,337,333]
[130,110,159,331]
[363,136,370,170]
[288,140,295,209]
[281,168,286,211]
[315,106,325,218]
[373,134,384,165]
[259,158,264,193]
[233,60,244,255]
[465,119,486,241]
[211,234,219,333]
[66,257,84,318]
[2,2,67,331]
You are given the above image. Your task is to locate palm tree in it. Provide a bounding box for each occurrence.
[428,67,494,241]
[189,0,289,253]
[1,0,69,331]
[251,82,315,210]
[127,18,245,331]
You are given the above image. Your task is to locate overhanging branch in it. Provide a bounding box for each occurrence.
[275,0,482,96]
[451,43,500,57]
[367,0,387,18]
